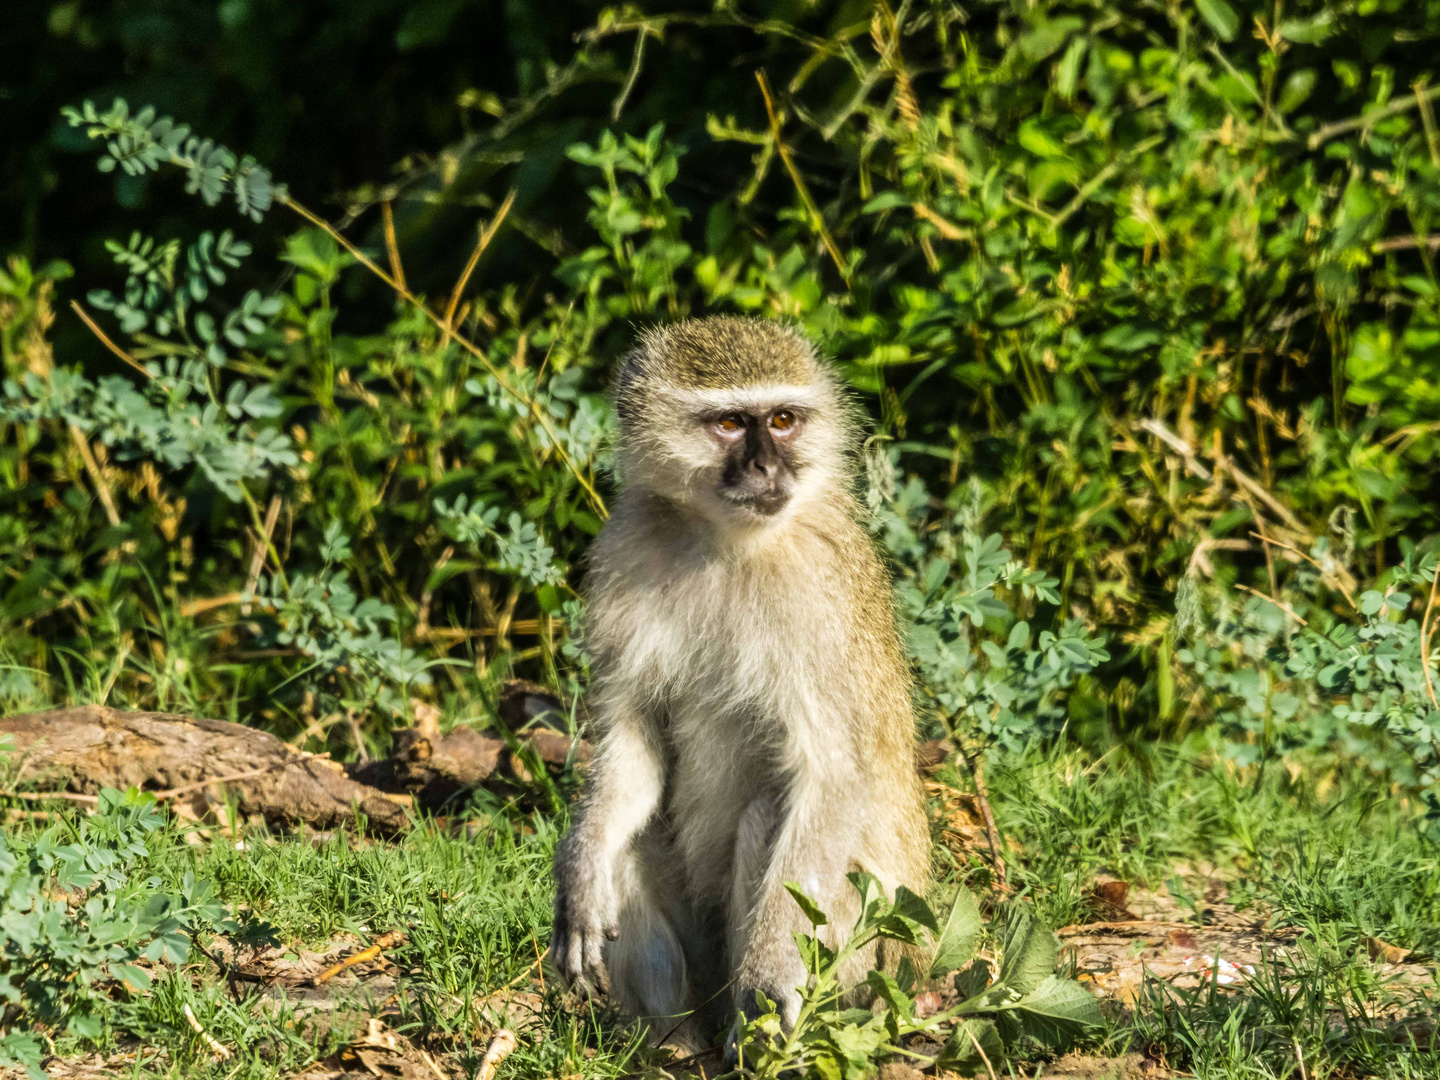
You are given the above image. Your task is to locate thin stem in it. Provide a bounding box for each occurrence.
[1419,560,1440,712]
[755,70,849,283]
[70,300,154,380]
[960,747,1007,889]
[280,194,608,519]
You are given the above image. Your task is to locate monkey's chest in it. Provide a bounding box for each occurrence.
[655,695,777,896]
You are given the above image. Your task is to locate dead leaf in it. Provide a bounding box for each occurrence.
[1365,936,1411,964]
[1165,929,1197,950]
[913,990,943,1017]
[1090,879,1136,920]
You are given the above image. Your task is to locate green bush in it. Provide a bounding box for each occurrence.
[5,0,1440,794]
[0,782,254,1076]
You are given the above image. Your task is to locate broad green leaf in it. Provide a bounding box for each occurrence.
[1018,16,1084,62]
[866,970,913,1038]
[862,190,910,213]
[891,886,940,932]
[1278,69,1317,113]
[937,1018,1003,1070]
[1018,118,1068,159]
[930,887,983,977]
[954,959,992,1003]
[111,963,152,991]
[1279,12,1335,44]
[1195,0,1239,41]
[1055,37,1087,99]
[996,908,1058,996]
[785,882,829,926]
[1012,975,1104,1043]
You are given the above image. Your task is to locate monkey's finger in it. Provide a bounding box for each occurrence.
[564,932,586,984]
[544,932,567,974]
[582,932,609,994]
[604,924,619,941]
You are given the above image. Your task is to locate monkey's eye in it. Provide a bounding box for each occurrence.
[715,415,746,436]
[770,410,797,433]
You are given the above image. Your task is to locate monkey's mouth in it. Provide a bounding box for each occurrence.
[719,485,791,517]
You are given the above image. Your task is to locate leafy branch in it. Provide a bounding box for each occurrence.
[62,100,284,223]
[732,877,1102,1080]
[63,98,609,519]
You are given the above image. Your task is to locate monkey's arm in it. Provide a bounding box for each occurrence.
[550,697,664,992]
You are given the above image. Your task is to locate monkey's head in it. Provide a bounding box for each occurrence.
[614,317,853,528]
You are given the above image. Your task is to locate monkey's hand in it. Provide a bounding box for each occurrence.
[549,836,619,995]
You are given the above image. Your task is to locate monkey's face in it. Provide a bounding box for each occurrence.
[705,406,805,517]
[614,319,853,531]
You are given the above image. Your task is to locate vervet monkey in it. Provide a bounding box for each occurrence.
[550,316,929,1049]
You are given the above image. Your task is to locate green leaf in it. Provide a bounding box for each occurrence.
[891,885,940,932]
[996,908,1058,996]
[1018,16,1084,63]
[1279,12,1335,44]
[1277,68,1317,114]
[930,887,983,977]
[1194,0,1239,41]
[1012,975,1104,1043]
[65,1008,102,1040]
[937,1018,1003,1070]
[953,959,992,1002]
[862,191,910,214]
[111,963,152,991]
[785,881,829,926]
[866,969,914,1032]
[1017,118,1068,159]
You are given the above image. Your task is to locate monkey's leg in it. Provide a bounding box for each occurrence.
[606,824,707,1052]
[730,782,862,1029]
[726,795,775,984]
[723,796,784,1064]
[550,692,664,993]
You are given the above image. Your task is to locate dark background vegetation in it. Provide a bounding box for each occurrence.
[6,4,1440,1077]
[3,0,1440,776]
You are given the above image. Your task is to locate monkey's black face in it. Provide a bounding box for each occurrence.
[706,407,805,516]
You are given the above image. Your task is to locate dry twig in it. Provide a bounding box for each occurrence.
[443,190,517,349]
[241,494,282,615]
[67,425,121,526]
[1420,561,1440,711]
[315,930,407,985]
[755,69,848,282]
[1235,584,1308,626]
[278,194,606,517]
[3,789,99,805]
[182,1003,233,1060]
[957,748,1006,889]
[1249,532,1358,609]
[381,200,407,293]
[965,1025,999,1080]
[477,1029,518,1080]
[69,299,153,380]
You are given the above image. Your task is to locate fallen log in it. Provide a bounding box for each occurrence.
[349,681,592,811]
[1,705,412,835]
[1,697,947,830]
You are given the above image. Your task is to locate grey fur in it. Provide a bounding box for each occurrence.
[550,316,929,1049]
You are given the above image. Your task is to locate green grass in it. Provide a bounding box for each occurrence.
[9,738,1439,1080]
[989,743,1440,951]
